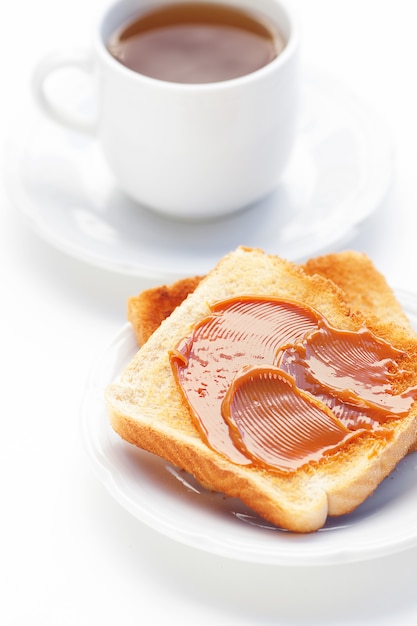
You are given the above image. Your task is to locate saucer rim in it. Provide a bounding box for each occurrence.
[5,66,394,279]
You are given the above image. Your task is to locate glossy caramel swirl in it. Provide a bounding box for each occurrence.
[170,297,417,472]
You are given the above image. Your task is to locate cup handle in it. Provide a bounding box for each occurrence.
[31,49,96,135]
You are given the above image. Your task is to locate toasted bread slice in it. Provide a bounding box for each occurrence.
[106,247,417,532]
[127,250,417,454]
[128,250,417,453]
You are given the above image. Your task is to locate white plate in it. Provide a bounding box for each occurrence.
[81,289,417,566]
[6,69,393,280]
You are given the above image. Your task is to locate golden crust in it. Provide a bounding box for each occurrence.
[127,275,203,346]
[106,247,417,532]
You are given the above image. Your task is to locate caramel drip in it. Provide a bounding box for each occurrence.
[170,297,417,472]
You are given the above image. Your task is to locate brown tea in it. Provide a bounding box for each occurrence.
[107,2,286,84]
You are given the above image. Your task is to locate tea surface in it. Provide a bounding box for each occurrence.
[108,2,285,83]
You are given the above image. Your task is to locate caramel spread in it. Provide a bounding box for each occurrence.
[170,297,417,472]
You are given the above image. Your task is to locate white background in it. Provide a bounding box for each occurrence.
[1,1,417,624]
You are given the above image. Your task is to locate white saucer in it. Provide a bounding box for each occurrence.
[81,290,417,566]
[6,69,393,279]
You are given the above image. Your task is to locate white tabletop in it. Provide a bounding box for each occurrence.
[2,1,417,624]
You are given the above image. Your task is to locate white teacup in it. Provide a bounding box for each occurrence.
[32,0,299,221]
